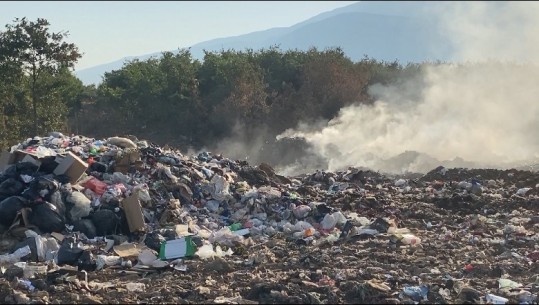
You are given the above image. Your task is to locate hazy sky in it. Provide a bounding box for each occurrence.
[1,1,357,70]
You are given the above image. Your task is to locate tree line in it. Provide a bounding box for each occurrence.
[0,17,428,154]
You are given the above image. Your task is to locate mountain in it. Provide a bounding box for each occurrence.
[73,1,466,85]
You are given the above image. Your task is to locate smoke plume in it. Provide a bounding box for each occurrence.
[277,2,539,174]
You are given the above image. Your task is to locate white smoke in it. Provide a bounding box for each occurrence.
[278,2,539,174]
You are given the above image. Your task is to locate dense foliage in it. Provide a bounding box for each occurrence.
[0,18,84,149]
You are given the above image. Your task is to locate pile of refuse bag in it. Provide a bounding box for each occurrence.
[0,132,538,304]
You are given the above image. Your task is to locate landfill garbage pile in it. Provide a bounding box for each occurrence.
[0,133,538,304]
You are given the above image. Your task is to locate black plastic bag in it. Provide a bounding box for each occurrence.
[49,190,66,219]
[89,162,108,173]
[15,162,39,176]
[1,165,18,179]
[99,203,130,236]
[0,173,11,184]
[144,231,166,252]
[368,217,391,233]
[21,187,41,201]
[118,209,131,236]
[54,174,71,185]
[36,175,59,192]
[29,202,65,233]
[72,219,97,239]
[91,209,119,236]
[0,196,27,227]
[77,250,97,272]
[12,237,38,262]
[38,156,59,175]
[22,176,59,202]
[57,243,84,265]
[340,221,354,238]
[0,178,25,198]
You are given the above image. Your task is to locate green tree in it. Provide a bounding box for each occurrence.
[95,49,203,145]
[0,17,82,136]
[197,49,268,142]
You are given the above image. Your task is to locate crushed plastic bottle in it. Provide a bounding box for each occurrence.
[485,293,509,304]
[96,255,122,270]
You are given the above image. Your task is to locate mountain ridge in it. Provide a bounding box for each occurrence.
[73,2,463,85]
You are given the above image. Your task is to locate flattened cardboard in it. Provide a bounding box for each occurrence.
[121,194,145,232]
[53,151,88,183]
[113,243,142,258]
[18,208,40,232]
[21,208,31,227]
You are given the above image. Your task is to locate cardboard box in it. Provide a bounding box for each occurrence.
[158,236,197,260]
[21,154,41,168]
[0,150,42,172]
[53,151,88,183]
[121,194,145,232]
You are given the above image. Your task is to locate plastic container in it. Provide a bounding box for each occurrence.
[321,214,337,230]
[16,263,48,279]
[83,178,108,195]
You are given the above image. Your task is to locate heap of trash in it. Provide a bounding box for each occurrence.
[0,133,538,304]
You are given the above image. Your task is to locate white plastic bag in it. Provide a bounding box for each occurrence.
[0,246,31,264]
[68,191,92,220]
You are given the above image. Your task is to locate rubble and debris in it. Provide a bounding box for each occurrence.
[0,133,537,304]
